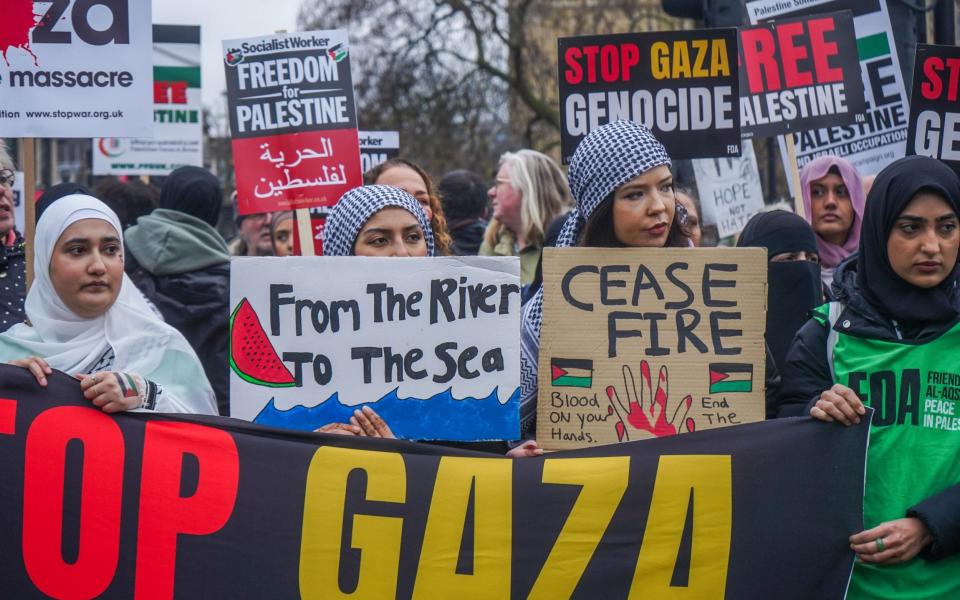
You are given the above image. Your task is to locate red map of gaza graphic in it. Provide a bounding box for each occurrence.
[1,0,40,66]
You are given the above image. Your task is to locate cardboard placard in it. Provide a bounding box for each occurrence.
[557,28,741,163]
[746,0,909,178]
[908,44,960,176]
[738,11,865,140]
[93,25,203,176]
[537,247,767,450]
[359,130,400,172]
[230,256,522,441]
[692,142,765,238]
[223,30,362,214]
[0,0,153,138]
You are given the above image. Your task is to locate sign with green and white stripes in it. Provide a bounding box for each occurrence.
[93,25,203,176]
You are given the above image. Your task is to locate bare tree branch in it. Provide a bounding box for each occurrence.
[298,0,691,170]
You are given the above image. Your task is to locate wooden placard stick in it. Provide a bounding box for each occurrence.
[783,134,806,221]
[295,208,315,256]
[19,139,37,287]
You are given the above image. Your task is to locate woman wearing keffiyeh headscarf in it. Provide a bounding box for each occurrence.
[310,185,434,437]
[0,194,217,415]
[779,156,960,599]
[518,120,690,440]
[800,155,867,294]
[323,184,434,258]
[320,186,541,456]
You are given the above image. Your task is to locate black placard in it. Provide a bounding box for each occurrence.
[558,28,741,163]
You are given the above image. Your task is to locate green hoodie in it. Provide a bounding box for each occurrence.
[125,208,229,276]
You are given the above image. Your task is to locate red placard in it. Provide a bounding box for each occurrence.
[223,30,361,215]
[232,129,360,214]
[292,211,327,256]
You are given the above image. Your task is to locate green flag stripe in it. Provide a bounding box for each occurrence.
[553,375,593,388]
[710,380,753,393]
[154,66,201,88]
[857,33,889,62]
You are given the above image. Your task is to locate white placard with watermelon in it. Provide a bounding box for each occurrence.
[229,256,522,441]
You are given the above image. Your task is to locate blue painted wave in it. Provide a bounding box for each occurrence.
[253,386,520,441]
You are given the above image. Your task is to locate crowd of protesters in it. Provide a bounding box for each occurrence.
[1,116,959,595]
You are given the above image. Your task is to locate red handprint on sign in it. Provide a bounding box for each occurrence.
[606,361,696,442]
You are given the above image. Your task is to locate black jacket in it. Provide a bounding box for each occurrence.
[448,218,487,256]
[0,231,26,332]
[777,256,960,562]
[127,254,231,416]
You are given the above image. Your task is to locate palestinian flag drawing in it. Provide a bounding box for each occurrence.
[551,358,593,388]
[709,363,753,393]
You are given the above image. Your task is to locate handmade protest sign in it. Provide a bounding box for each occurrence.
[230,256,521,440]
[908,44,960,176]
[0,0,153,137]
[223,30,361,214]
[557,28,740,163]
[692,142,765,238]
[93,25,203,176]
[747,0,909,177]
[359,130,400,171]
[0,367,867,598]
[538,248,767,450]
[738,11,865,141]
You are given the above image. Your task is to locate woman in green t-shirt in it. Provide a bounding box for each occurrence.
[779,155,960,599]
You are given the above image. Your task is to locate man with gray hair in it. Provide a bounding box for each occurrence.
[0,141,26,331]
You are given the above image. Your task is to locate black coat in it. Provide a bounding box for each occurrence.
[127,253,230,416]
[0,231,26,332]
[448,219,487,256]
[777,257,960,562]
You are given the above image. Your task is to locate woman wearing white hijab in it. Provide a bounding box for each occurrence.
[0,194,216,414]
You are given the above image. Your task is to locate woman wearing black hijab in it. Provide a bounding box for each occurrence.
[737,210,822,376]
[778,156,960,599]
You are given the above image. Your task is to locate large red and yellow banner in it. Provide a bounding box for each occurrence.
[0,365,867,599]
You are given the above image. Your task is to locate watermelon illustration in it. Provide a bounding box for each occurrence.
[230,298,296,387]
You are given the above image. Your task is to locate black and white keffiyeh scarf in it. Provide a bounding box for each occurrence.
[518,120,671,438]
[323,184,435,256]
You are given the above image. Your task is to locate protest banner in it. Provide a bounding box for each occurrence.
[557,28,740,163]
[692,142,765,238]
[223,30,362,214]
[230,256,521,440]
[0,0,153,138]
[738,11,866,141]
[538,248,767,450]
[908,44,960,176]
[93,25,202,176]
[360,130,400,172]
[746,0,910,179]
[0,366,868,599]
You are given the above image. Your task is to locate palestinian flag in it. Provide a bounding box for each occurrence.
[709,363,753,393]
[94,25,202,176]
[328,43,348,62]
[551,358,593,388]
